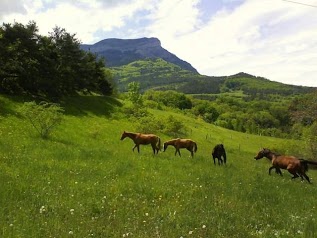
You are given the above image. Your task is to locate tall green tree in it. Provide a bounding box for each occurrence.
[0,21,113,99]
[0,21,40,94]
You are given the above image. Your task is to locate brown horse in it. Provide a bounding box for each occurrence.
[163,138,197,157]
[120,131,161,155]
[212,144,227,165]
[254,148,317,183]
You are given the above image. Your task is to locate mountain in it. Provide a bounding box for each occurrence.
[80,37,198,73]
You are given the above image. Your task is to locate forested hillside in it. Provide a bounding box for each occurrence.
[111,58,222,93]
[111,59,314,97]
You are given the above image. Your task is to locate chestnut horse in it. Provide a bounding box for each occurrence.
[163,138,197,157]
[120,131,161,155]
[254,148,317,183]
[212,144,227,165]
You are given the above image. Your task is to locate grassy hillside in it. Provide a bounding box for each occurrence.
[1,94,317,237]
[111,60,314,97]
[111,58,222,93]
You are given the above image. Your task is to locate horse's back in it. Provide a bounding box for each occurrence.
[273,155,300,169]
[179,139,195,147]
[136,133,159,144]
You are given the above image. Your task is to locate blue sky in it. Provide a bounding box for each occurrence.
[1,0,317,87]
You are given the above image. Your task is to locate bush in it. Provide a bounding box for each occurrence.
[121,104,149,119]
[20,101,64,139]
[163,115,186,136]
[135,115,187,137]
[136,116,164,134]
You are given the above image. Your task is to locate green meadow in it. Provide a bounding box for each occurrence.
[1,95,317,238]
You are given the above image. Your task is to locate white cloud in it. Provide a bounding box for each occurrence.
[1,0,152,43]
[158,0,317,86]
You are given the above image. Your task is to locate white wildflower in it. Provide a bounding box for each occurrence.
[40,206,46,214]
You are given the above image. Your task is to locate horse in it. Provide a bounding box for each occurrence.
[212,144,227,165]
[254,148,317,183]
[120,131,161,155]
[163,138,197,157]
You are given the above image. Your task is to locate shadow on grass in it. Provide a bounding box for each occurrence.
[60,95,122,117]
[0,94,123,119]
[0,94,28,117]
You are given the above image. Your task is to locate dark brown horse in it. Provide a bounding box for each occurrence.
[120,131,161,155]
[212,144,227,165]
[163,138,197,157]
[254,148,317,183]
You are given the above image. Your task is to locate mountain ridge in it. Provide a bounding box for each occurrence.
[80,37,198,73]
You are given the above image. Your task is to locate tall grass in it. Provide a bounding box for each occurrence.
[0,95,316,237]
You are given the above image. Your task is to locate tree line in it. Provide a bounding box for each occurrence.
[0,21,113,99]
[138,87,317,140]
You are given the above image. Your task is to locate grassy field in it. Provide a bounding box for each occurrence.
[0,95,317,238]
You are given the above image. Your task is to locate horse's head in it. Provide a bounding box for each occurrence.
[254,148,271,160]
[120,131,127,140]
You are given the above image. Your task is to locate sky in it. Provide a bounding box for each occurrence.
[1,0,317,87]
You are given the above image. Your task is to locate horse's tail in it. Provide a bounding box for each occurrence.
[157,137,161,151]
[194,142,197,153]
[300,159,317,172]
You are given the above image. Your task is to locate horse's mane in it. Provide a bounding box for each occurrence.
[264,148,281,157]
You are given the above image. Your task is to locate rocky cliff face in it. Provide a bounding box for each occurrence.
[81,37,197,73]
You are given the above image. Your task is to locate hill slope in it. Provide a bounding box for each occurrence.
[111,59,314,96]
[110,58,222,93]
[81,37,198,73]
[1,94,317,237]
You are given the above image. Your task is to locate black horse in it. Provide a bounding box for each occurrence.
[212,144,227,165]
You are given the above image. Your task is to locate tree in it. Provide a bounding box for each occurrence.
[303,122,317,159]
[128,82,143,105]
[289,92,317,126]
[0,21,113,98]
[0,21,41,94]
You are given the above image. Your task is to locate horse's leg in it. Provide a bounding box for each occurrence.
[151,144,156,155]
[268,166,275,175]
[190,150,194,158]
[275,168,283,176]
[301,173,311,183]
[288,169,299,180]
[287,166,300,180]
[132,144,137,152]
[291,173,299,180]
[213,157,216,165]
[178,149,181,157]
